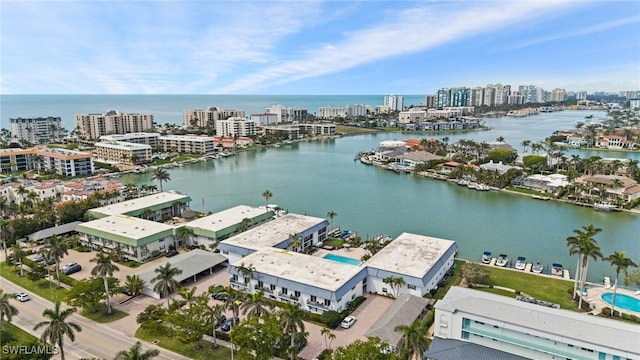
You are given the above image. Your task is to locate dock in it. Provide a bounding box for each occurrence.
[563,269,570,280]
[489,257,497,266]
[524,263,532,272]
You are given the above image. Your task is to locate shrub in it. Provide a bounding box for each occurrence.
[430,289,437,296]
[317,348,333,360]
[322,310,343,329]
[346,296,366,312]
[424,309,435,328]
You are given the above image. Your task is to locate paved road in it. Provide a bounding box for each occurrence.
[3,280,190,360]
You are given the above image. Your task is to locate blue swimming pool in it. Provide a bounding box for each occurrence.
[600,293,640,313]
[323,254,360,266]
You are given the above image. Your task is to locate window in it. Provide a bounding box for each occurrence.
[294,291,300,297]
[324,299,331,306]
[382,288,388,293]
[270,284,276,290]
[310,295,317,303]
[159,245,166,250]
[282,288,288,295]
[408,285,416,290]
[258,281,263,288]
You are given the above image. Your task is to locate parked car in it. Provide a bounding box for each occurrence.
[165,250,179,258]
[211,292,229,301]
[120,287,133,296]
[33,254,56,265]
[340,316,356,329]
[62,262,82,275]
[15,292,30,302]
[213,315,227,329]
[221,317,237,332]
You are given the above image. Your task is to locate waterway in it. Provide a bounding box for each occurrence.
[120,110,640,284]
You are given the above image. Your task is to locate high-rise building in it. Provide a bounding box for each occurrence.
[425,95,437,108]
[483,86,496,107]
[470,87,484,107]
[619,91,639,99]
[436,89,450,108]
[183,107,245,129]
[451,88,470,107]
[216,117,257,137]
[550,88,568,102]
[384,95,404,112]
[576,91,588,100]
[265,105,308,123]
[74,110,153,140]
[10,117,62,144]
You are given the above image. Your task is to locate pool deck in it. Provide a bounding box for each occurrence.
[314,246,368,263]
[585,285,640,316]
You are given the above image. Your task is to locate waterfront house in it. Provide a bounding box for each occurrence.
[86,191,191,220]
[575,174,640,203]
[394,151,445,170]
[437,161,462,173]
[479,160,521,175]
[518,174,569,193]
[595,135,636,149]
[434,287,640,360]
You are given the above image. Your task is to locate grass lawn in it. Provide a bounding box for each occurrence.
[0,262,67,303]
[118,260,141,268]
[505,186,551,197]
[323,238,344,248]
[335,125,381,135]
[1,321,41,344]
[136,326,231,359]
[82,304,129,323]
[476,287,519,298]
[484,266,575,309]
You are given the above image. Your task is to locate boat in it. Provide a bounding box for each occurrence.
[495,254,508,267]
[593,201,617,212]
[551,263,564,277]
[515,256,526,270]
[531,261,543,274]
[360,156,373,165]
[481,251,492,264]
[585,114,593,119]
[476,183,490,191]
[532,195,549,201]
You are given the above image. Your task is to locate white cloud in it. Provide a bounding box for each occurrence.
[217,1,577,93]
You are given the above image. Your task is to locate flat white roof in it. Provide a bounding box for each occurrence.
[77,215,174,240]
[158,135,214,142]
[89,192,190,216]
[365,232,456,278]
[222,213,326,251]
[100,133,160,140]
[187,205,264,232]
[233,248,363,291]
[95,142,151,151]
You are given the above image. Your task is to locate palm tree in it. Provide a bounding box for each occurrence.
[383,275,406,298]
[326,210,337,225]
[0,218,14,259]
[203,303,224,348]
[261,189,273,213]
[151,262,183,307]
[0,289,18,326]
[222,287,244,321]
[34,302,82,360]
[151,169,171,192]
[114,341,160,360]
[605,251,637,316]
[278,302,306,360]
[45,235,69,288]
[10,243,25,277]
[124,274,145,297]
[236,262,256,283]
[175,226,193,248]
[288,233,303,252]
[238,217,251,232]
[241,289,272,318]
[567,225,603,309]
[394,318,430,360]
[320,327,336,350]
[90,251,120,314]
[178,287,197,306]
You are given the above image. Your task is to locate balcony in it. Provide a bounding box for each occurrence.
[263,288,274,294]
[308,301,329,309]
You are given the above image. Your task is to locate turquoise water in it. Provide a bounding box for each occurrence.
[323,254,361,266]
[601,293,640,313]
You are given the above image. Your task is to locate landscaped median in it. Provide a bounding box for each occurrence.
[0,261,67,302]
[136,326,231,360]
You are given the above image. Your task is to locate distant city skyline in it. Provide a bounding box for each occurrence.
[1,1,639,95]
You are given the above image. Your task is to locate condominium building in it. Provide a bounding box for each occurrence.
[157,135,215,154]
[298,123,336,137]
[318,106,347,119]
[384,95,404,112]
[0,148,93,177]
[183,107,245,129]
[216,118,257,137]
[425,95,437,108]
[265,105,308,123]
[399,110,428,124]
[550,88,568,102]
[250,113,278,126]
[99,133,160,150]
[10,117,62,144]
[94,141,152,165]
[86,191,191,220]
[434,287,640,360]
[344,104,368,117]
[74,110,154,139]
[470,87,485,107]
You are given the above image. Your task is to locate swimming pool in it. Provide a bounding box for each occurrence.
[323,253,361,266]
[600,292,640,313]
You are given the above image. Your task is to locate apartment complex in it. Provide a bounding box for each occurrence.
[183,107,245,129]
[216,118,257,137]
[261,123,336,140]
[74,110,154,139]
[433,84,562,108]
[94,141,152,165]
[10,117,62,144]
[384,95,404,112]
[86,191,191,220]
[250,113,278,126]
[99,133,160,149]
[265,105,309,123]
[157,135,215,154]
[434,287,640,360]
[0,148,94,177]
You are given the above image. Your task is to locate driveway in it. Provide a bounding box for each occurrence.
[298,294,394,360]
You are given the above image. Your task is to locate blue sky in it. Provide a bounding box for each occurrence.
[1,1,639,95]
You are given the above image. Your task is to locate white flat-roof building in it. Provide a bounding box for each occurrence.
[157,135,215,154]
[185,205,274,249]
[94,141,152,165]
[217,213,329,264]
[10,117,62,144]
[229,248,368,314]
[216,118,257,137]
[435,287,640,360]
[86,191,191,220]
[366,233,458,297]
[99,133,160,150]
[75,215,176,262]
[75,110,154,140]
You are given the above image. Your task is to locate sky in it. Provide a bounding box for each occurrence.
[1,0,639,95]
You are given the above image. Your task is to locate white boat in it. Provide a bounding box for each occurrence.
[476,183,490,191]
[481,251,492,264]
[515,256,526,270]
[531,261,543,274]
[593,201,617,212]
[495,254,508,267]
[551,263,564,277]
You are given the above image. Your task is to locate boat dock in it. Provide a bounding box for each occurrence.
[480,255,571,280]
